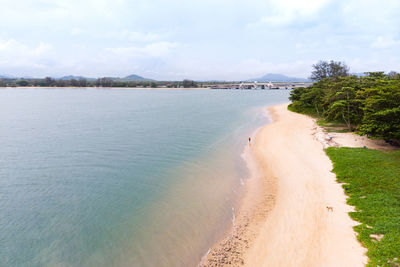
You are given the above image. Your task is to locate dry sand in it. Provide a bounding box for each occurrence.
[203,103,368,266]
[322,131,396,150]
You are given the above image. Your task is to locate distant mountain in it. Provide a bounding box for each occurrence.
[97,74,154,82]
[0,75,12,79]
[59,75,96,81]
[56,74,153,81]
[248,73,311,82]
[119,74,154,81]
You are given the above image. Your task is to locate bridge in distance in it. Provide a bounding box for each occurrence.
[207,81,313,90]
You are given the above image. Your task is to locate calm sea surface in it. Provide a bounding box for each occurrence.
[0,88,289,266]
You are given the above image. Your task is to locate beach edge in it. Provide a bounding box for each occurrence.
[202,102,367,266]
[200,105,279,266]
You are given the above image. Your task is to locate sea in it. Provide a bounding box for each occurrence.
[0,88,289,266]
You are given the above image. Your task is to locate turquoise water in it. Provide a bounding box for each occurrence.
[0,88,289,266]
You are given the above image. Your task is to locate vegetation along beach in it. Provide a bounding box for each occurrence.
[204,62,400,266]
[1,0,400,266]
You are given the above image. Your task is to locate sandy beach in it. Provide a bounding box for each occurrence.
[204,103,367,266]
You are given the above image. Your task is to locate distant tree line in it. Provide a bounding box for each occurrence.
[289,60,400,140]
[0,77,201,88]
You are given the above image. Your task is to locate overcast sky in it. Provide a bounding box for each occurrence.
[0,0,399,80]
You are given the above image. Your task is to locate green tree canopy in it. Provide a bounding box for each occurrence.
[290,64,400,140]
[358,81,400,139]
[310,60,349,81]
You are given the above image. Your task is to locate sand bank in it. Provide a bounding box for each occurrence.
[203,103,367,266]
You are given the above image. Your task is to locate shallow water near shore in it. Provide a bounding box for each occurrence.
[0,88,289,266]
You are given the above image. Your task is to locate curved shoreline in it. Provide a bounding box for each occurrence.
[201,107,278,266]
[203,103,367,266]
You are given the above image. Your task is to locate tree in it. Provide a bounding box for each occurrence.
[310,60,349,81]
[16,80,29,86]
[359,81,400,140]
[302,86,324,115]
[70,79,79,87]
[96,78,113,87]
[79,79,87,87]
[289,64,399,140]
[56,80,66,87]
[43,77,55,86]
[325,86,359,131]
[182,79,197,88]
[388,71,400,80]
[0,79,7,87]
[289,87,307,102]
[321,75,360,112]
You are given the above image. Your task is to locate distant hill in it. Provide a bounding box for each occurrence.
[97,74,154,82]
[248,73,311,82]
[119,74,154,81]
[57,74,153,81]
[59,75,96,81]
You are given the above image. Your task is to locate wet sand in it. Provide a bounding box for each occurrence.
[203,103,367,266]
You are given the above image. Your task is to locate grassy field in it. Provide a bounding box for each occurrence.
[326,147,400,267]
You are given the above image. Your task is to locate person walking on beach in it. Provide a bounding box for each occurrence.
[249,137,251,146]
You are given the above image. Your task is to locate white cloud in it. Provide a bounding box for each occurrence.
[232,59,313,78]
[250,0,331,27]
[164,57,314,81]
[0,0,400,79]
[125,31,160,42]
[107,30,161,42]
[70,28,85,36]
[106,42,179,58]
[340,0,400,32]
[0,39,53,61]
[370,36,400,49]
[0,39,54,75]
[0,0,129,25]
[349,57,400,73]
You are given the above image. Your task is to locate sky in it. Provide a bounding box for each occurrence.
[0,0,399,80]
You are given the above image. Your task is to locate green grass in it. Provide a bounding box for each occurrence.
[326,147,400,266]
[326,128,351,133]
[316,118,346,128]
